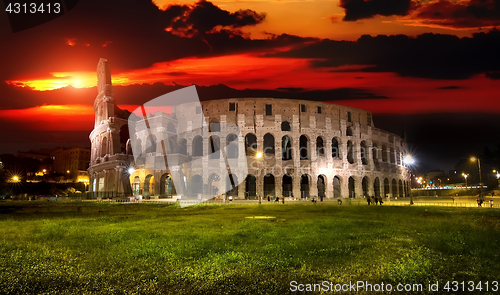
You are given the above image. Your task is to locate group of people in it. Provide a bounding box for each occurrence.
[366,195,384,205]
[267,195,285,204]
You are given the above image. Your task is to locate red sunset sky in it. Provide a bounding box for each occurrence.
[1,0,499,171]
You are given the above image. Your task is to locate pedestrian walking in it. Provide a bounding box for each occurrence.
[367,197,371,205]
[489,199,493,208]
[374,196,378,205]
[379,196,383,205]
[282,196,285,204]
[267,195,270,202]
[337,198,342,205]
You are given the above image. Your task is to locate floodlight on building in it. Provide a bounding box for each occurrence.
[128,167,135,174]
[255,152,263,159]
[403,155,415,165]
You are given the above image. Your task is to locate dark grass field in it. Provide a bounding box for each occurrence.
[1,202,499,294]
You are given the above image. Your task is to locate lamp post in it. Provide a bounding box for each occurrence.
[471,157,483,200]
[462,173,468,188]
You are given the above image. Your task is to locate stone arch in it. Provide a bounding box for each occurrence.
[362,176,369,197]
[383,178,390,197]
[245,133,257,156]
[119,124,129,154]
[281,121,291,131]
[392,179,398,198]
[282,135,292,160]
[227,133,238,158]
[179,138,187,155]
[192,136,203,156]
[144,174,154,197]
[226,174,238,197]
[360,141,368,165]
[208,174,220,197]
[332,137,340,159]
[348,176,356,198]
[300,135,309,160]
[333,175,342,199]
[263,133,275,155]
[209,135,220,159]
[245,174,257,199]
[317,175,326,198]
[372,143,379,163]
[126,139,133,155]
[347,141,355,164]
[160,173,175,197]
[264,174,275,198]
[374,177,381,197]
[133,176,141,195]
[166,137,177,154]
[191,174,203,196]
[101,136,108,157]
[382,145,388,162]
[300,174,310,198]
[398,179,404,198]
[316,136,325,158]
[106,170,115,195]
[283,174,293,197]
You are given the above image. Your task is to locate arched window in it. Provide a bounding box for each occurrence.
[264,133,275,155]
[101,136,108,157]
[145,134,157,154]
[245,133,257,156]
[192,136,203,156]
[227,134,238,158]
[346,127,353,136]
[348,176,355,198]
[282,135,292,160]
[300,135,308,160]
[167,122,176,133]
[382,145,388,162]
[209,136,220,159]
[347,141,354,164]
[372,143,379,163]
[332,138,340,158]
[179,139,187,155]
[281,121,291,131]
[316,137,325,157]
[390,148,395,164]
[362,176,369,197]
[360,141,368,165]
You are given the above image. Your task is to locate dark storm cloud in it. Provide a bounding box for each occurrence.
[166,0,266,37]
[0,0,309,81]
[412,0,500,28]
[0,82,385,110]
[340,0,413,21]
[274,29,500,79]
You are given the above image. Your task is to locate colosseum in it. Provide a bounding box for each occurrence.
[88,58,412,200]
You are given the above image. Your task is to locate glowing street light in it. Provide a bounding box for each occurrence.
[255,152,263,159]
[127,167,136,174]
[12,176,19,182]
[470,157,483,199]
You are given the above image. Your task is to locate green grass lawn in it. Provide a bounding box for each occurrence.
[1,202,499,294]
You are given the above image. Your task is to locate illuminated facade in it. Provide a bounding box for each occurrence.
[89,58,412,199]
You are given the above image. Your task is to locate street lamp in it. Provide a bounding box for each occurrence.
[471,157,483,199]
[462,173,468,187]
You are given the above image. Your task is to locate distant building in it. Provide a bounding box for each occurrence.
[51,147,91,180]
[17,148,52,161]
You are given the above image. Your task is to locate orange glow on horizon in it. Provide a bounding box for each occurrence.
[0,105,94,131]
